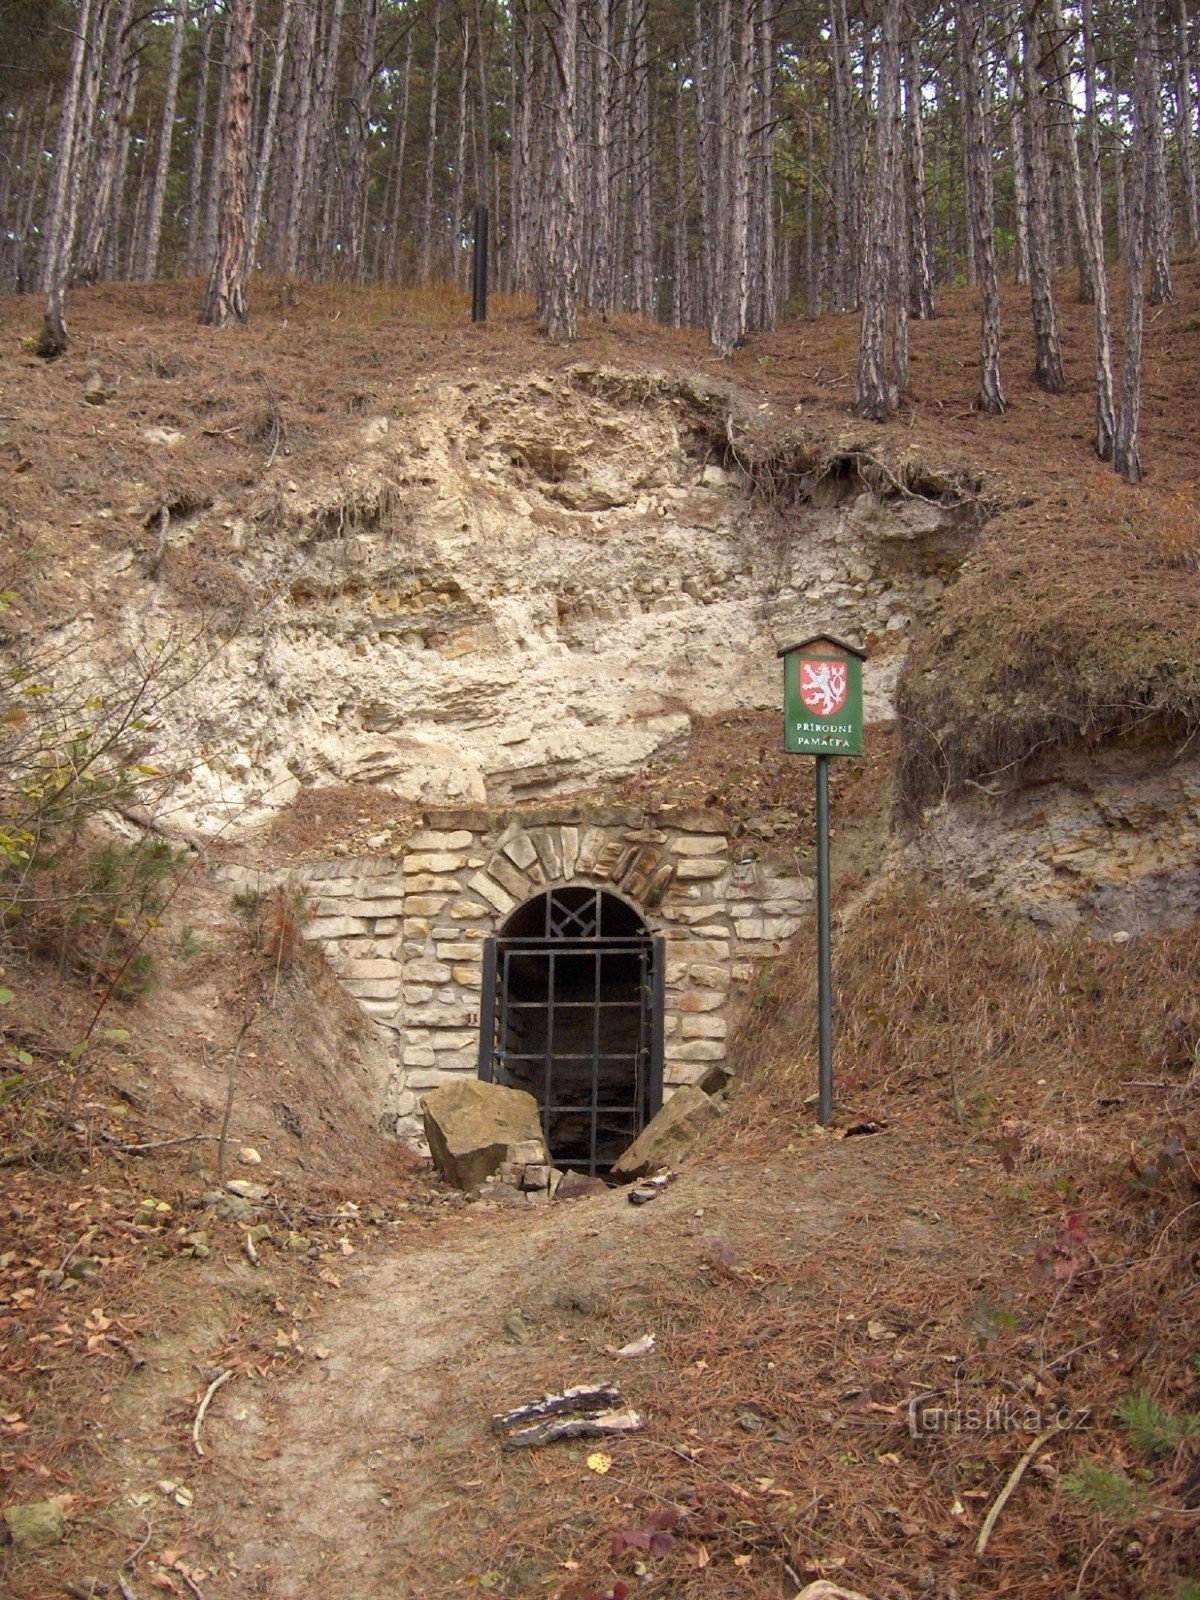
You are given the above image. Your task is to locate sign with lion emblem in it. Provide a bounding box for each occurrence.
[780,636,865,756]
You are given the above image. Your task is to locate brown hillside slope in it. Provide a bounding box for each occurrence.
[0,269,1197,1600]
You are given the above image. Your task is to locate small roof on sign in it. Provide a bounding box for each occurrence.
[776,633,867,661]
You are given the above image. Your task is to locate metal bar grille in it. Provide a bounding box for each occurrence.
[477,890,664,1175]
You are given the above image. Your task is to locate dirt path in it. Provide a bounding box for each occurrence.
[192,1138,916,1599]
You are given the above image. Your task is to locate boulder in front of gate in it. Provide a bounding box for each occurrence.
[422,1079,550,1191]
[610,1085,721,1182]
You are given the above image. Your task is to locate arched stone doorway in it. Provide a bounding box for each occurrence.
[477,886,665,1174]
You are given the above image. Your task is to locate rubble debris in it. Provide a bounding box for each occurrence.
[610,1086,720,1181]
[556,1170,610,1201]
[628,1172,677,1205]
[493,1383,644,1451]
[2,1498,69,1548]
[225,1180,269,1201]
[844,1120,888,1137]
[422,1079,549,1191]
[615,1334,655,1358]
[793,1585,875,1600]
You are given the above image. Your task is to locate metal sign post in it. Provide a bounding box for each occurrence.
[778,635,867,1125]
[471,205,489,323]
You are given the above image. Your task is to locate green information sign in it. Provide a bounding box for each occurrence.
[780,635,865,757]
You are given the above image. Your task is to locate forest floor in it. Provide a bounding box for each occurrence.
[1,264,1199,1600]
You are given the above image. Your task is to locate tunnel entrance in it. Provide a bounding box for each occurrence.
[477,887,664,1175]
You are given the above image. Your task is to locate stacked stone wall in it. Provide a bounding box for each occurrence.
[218,805,814,1145]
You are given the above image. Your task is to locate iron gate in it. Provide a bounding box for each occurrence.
[476,888,665,1175]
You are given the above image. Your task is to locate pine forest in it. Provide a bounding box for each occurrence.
[1,0,1197,478]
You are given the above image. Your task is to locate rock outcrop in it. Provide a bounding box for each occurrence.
[422,1079,549,1191]
[610,1084,721,1180]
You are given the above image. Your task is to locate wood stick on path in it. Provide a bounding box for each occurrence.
[192,1368,234,1457]
[976,1420,1069,1558]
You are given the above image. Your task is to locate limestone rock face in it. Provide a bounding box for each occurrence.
[74,367,976,834]
[611,1085,721,1180]
[422,1079,549,1190]
[909,738,1200,932]
[3,1498,69,1548]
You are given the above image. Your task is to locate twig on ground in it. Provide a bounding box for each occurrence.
[115,1576,138,1600]
[975,1420,1069,1559]
[192,1368,234,1457]
[97,1131,219,1154]
[105,1334,146,1369]
[122,1516,152,1571]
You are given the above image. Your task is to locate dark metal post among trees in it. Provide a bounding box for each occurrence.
[779,636,866,1126]
[471,204,489,322]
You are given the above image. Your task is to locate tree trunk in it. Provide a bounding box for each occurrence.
[1174,0,1199,249]
[450,14,471,285]
[421,0,444,283]
[903,27,934,318]
[247,0,294,270]
[139,0,187,279]
[961,0,1006,413]
[855,0,900,418]
[1020,0,1066,392]
[185,3,214,275]
[541,0,580,339]
[200,6,232,278]
[1003,7,1029,284]
[311,0,348,276]
[382,33,415,284]
[201,0,256,326]
[1044,0,1095,303]
[281,1,318,274]
[1145,0,1173,303]
[1114,0,1153,482]
[37,0,112,356]
[587,0,616,310]
[709,0,755,356]
[829,0,856,309]
[1080,0,1115,459]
